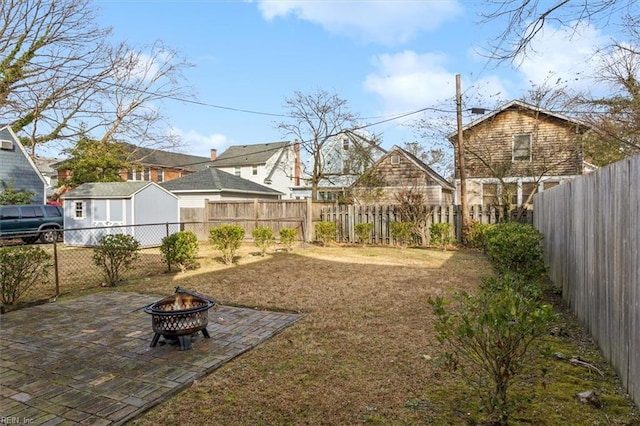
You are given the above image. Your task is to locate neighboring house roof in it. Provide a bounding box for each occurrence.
[118,142,213,172]
[160,167,283,195]
[62,181,177,199]
[52,142,214,172]
[33,156,61,178]
[449,99,589,139]
[211,141,290,167]
[0,125,47,202]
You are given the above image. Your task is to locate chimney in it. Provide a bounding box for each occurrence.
[210,148,217,161]
[294,139,301,186]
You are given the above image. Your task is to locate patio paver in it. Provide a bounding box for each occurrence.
[0,292,302,425]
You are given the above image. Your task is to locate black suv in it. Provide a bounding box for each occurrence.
[0,204,64,244]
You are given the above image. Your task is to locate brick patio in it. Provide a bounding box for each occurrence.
[0,292,302,425]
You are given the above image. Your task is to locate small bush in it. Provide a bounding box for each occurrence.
[429,222,455,250]
[390,221,413,248]
[315,221,336,246]
[209,224,245,265]
[484,222,547,280]
[429,275,555,425]
[253,226,275,257]
[160,230,199,272]
[466,220,494,249]
[0,246,52,305]
[354,222,374,245]
[92,234,140,286]
[279,227,297,252]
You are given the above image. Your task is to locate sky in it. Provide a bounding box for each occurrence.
[87,0,626,161]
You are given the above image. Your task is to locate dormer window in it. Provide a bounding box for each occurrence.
[513,134,532,162]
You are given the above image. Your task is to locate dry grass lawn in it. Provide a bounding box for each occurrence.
[105,243,637,425]
[8,241,638,424]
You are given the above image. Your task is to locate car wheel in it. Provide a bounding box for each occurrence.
[21,236,39,244]
[40,229,58,244]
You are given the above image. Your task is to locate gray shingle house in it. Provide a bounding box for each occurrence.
[61,181,179,247]
[211,141,297,198]
[0,125,47,203]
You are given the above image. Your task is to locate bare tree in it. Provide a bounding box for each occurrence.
[277,90,360,200]
[479,0,638,63]
[394,186,434,247]
[0,0,193,156]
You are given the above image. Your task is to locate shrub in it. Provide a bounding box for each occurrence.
[92,234,140,286]
[314,221,336,246]
[209,224,245,265]
[429,222,455,250]
[390,221,413,248]
[253,226,275,257]
[279,227,297,252]
[0,246,52,305]
[465,220,494,249]
[354,222,374,245]
[429,275,555,425]
[484,222,547,280]
[160,230,199,272]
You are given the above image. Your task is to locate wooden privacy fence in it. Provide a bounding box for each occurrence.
[186,200,505,244]
[320,204,502,245]
[533,154,640,407]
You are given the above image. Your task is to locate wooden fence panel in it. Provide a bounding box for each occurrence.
[533,154,640,407]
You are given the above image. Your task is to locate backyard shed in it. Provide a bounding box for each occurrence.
[61,181,179,247]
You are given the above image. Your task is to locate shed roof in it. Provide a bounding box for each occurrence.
[212,141,290,167]
[62,181,175,199]
[160,167,283,195]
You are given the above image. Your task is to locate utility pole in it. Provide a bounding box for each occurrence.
[455,74,469,244]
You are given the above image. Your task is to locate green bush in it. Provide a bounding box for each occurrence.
[429,275,555,425]
[279,227,297,252]
[160,230,199,272]
[390,221,413,248]
[253,226,275,257]
[466,220,494,249]
[92,233,140,286]
[314,221,336,246]
[354,222,374,245]
[429,222,455,250]
[484,222,547,280]
[0,246,52,305]
[209,224,245,265]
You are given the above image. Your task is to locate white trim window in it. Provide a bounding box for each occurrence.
[234,166,241,177]
[252,165,258,176]
[157,168,164,183]
[74,201,86,219]
[390,155,400,165]
[513,134,532,162]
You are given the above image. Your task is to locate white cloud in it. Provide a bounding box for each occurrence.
[516,22,606,94]
[363,50,508,115]
[170,128,230,157]
[256,0,462,45]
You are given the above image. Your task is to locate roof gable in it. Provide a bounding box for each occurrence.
[359,145,454,190]
[212,141,290,167]
[449,100,588,140]
[62,181,176,199]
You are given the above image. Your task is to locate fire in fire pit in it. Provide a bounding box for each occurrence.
[144,287,217,350]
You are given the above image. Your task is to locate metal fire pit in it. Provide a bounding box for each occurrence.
[144,287,216,350]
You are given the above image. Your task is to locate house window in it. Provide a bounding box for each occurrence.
[390,155,400,165]
[252,165,258,176]
[543,181,559,190]
[143,168,150,181]
[74,201,85,219]
[157,168,164,183]
[342,138,349,150]
[482,183,498,206]
[502,183,518,206]
[234,166,241,177]
[513,134,532,162]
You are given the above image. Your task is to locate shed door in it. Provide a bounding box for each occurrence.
[109,199,124,224]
